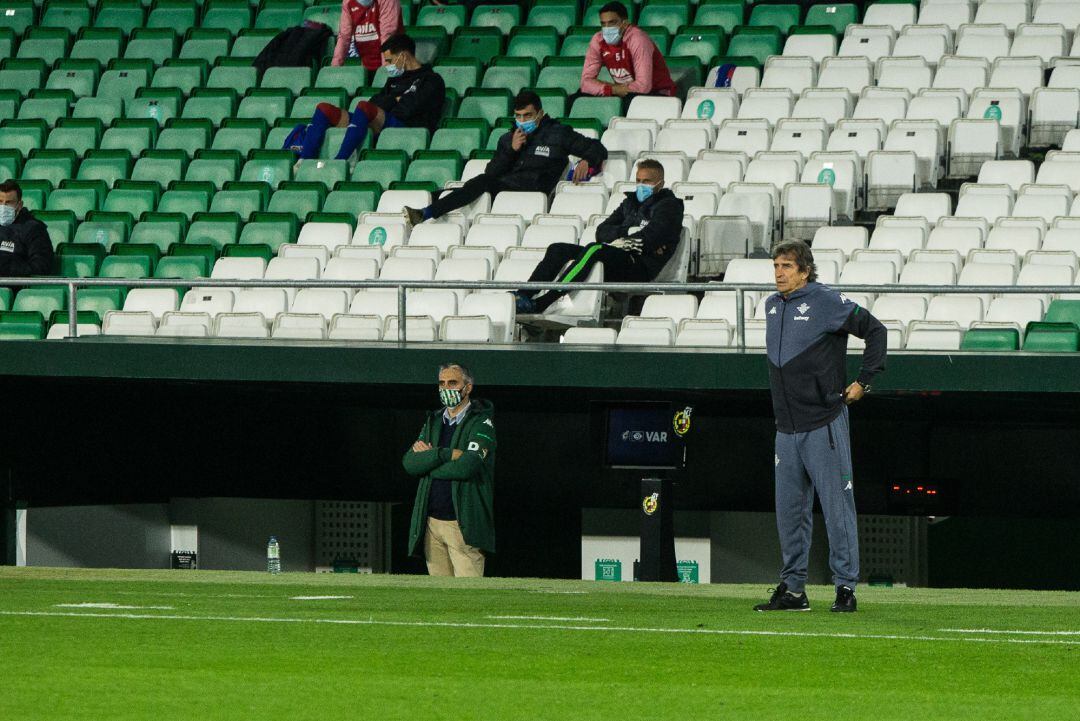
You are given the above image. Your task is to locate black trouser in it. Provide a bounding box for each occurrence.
[428,174,511,220]
[522,242,649,312]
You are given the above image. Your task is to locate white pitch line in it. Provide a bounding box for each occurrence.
[487,615,611,623]
[290,596,354,601]
[3,610,1080,647]
[55,603,175,610]
[940,628,1080,636]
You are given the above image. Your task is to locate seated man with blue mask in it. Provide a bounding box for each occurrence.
[0,180,53,276]
[514,159,683,314]
[284,34,444,161]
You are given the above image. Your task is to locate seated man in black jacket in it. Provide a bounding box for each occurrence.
[514,159,683,314]
[403,91,608,225]
[0,180,54,276]
[285,34,444,160]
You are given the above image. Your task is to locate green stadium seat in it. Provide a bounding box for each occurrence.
[13,287,66,316]
[507,27,559,60]
[0,1,36,36]
[202,0,254,35]
[75,212,131,249]
[728,28,781,65]
[155,119,214,160]
[0,311,46,339]
[960,327,1020,351]
[267,181,325,222]
[43,0,91,34]
[526,3,578,35]
[238,212,296,251]
[207,62,259,94]
[410,26,451,66]
[433,58,482,98]
[293,158,347,191]
[185,212,240,250]
[99,254,151,279]
[131,150,188,189]
[180,90,237,128]
[126,88,183,127]
[75,149,130,187]
[58,246,102,277]
[559,33,593,57]
[17,90,72,128]
[157,182,213,221]
[185,150,240,189]
[238,88,292,124]
[302,2,342,32]
[471,5,521,35]
[482,61,536,94]
[569,96,622,126]
[124,28,180,67]
[240,150,293,189]
[180,29,232,65]
[639,0,691,29]
[131,212,186,254]
[255,0,305,30]
[74,288,124,321]
[0,29,14,62]
[101,119,158,157]
[1043,300,1080,325]
[151,61,207,96]
[16,28,71,67]
[582,1,637,25]
[35,209,76,248]
[0,148,19,182]
[104,181,160,219]
[0,90,16,124]
[0,58,48,96]
[20,149,76,190]
[670,31,726,65]
[291,89,347,119]
[459,89,511,126]
[376,127,430,156]
[209,182,266,219]
[451,28,504,65]
[666,56,704,98]
[73,96,123,126]
[46,185,99,221]
[93,0,146,34]
[352,149,407,190]
[315,64,368,94]
[97,66,151,103]
[1023,322,1080,352]
[323,182,379,215]
[429,127,484,158]
[230,29,277,59]
[17,179,50,210]
[212,118,267,155]
[694,1,744,34]
[418,4,467,34]
[537,61,583,95]
[749,3,801,34]
[0,119,47,159]
[147,0,198,35]
[404,151,461,188]
[48,118,104,156]
[171,241,217,269]
[45,61,99,98]
[485,125,507,150]
[805,3,859,35]
[155,254,207,279]
[68,29,125,68]
[221,242,273,262]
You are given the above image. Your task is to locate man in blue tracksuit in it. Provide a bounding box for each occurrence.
[754,240,887,613]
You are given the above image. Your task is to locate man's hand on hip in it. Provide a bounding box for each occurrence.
[412,440,433,452]
[843,382,865,405]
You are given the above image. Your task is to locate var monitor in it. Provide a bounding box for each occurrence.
[603,403,691,470]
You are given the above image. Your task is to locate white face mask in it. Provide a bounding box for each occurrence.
[0,205,15,227]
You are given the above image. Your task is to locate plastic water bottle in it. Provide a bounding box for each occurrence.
[267,536,281,575]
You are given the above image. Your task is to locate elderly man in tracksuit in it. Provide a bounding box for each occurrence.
[755,240,886,613]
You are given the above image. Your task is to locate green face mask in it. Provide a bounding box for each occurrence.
[439,388,464,408]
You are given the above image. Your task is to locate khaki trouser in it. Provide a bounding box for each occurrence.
[424,517,485,577]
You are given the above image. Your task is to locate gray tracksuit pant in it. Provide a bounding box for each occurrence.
[774,405,859,593]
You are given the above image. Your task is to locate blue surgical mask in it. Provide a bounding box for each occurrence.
[516,118,538,134]
[0,205,15,227]
[602,26,622,45]
[635,183,656,203]
[385,61,404,78]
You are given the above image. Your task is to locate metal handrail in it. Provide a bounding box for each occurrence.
[0,276,1073,347]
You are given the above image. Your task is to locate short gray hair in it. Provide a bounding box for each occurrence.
[771,240,817,283]
[438,362,474,385]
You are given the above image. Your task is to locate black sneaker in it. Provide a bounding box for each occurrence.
[402,206,424,228]
[830,585,857,613]
[753,582,810,612]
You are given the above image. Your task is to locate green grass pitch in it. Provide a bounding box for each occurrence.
[1,568,1078,720]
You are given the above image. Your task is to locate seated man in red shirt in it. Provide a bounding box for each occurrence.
[575,1,676,102]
